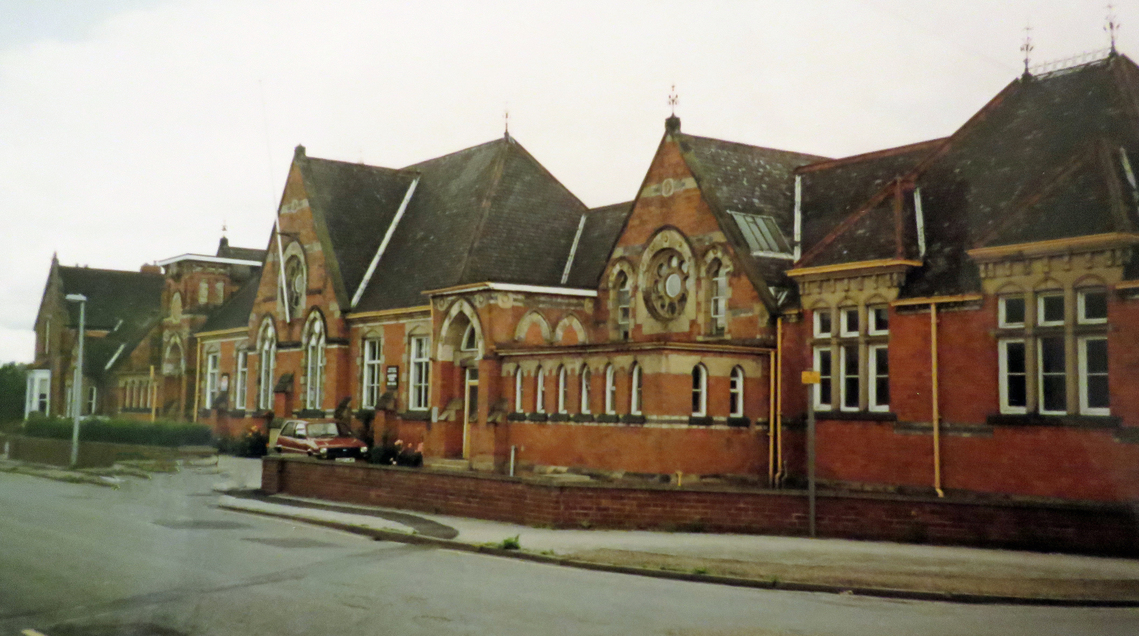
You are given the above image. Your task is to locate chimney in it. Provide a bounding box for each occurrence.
[294,144,306,160]
[665,115,681,134]
[141,263,162,274]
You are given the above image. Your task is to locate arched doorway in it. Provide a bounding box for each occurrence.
[439,303,482,459]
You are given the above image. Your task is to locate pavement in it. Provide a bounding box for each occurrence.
[9,454,1139,606]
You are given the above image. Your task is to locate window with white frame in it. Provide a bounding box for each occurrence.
[214,281,225,304]
[362,339,382,408]
[1037,292,1065,327]
[604,365,617,414]
[1078,289,1108,324]
[86,386,97,415]
[729,366,744,418]
[813,309,832,337]
[198,280,209,305]
[868,344,889,411]
[235,351,248,411]
[1079,336,1109,415]
[580,367,591,413]
[514,367,523,413]
[64,382,73,417]
[409,335,430,410]
[615,271,632,340]
[535,366,546,413]
[840,344,859,411]
[814,347,832,411]
[630,364,642,415]
[205,352,220,407]
[709,259,727,335]
[257,320,276,410]
[304,315,326,411]
[1038,336,1066,414]
[840,307,859,337]
[999,296,1026,328]
[691,364,707,416]
[998,339,1028,414]
[557,366,568,414]
[868,306,889,335]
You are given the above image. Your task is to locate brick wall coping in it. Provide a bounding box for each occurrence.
[263,455,1137,513]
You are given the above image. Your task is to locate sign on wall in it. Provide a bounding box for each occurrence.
[386,366,399,389]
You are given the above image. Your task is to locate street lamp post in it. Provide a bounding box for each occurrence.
[65,293,87,468]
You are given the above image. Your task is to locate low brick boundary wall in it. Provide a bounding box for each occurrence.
[2,434,213,468]
[262,456,1139,556]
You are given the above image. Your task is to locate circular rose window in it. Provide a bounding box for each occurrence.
[645,249,689,320]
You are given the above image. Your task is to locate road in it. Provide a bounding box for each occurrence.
[0,462,1137,636]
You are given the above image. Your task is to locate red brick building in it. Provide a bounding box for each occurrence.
[31,53,1139,504]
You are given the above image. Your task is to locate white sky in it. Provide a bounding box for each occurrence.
[1,0,1134,363]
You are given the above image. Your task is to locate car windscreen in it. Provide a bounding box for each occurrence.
[306,422,341,437]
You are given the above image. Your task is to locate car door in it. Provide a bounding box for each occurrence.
[276,421,298,454]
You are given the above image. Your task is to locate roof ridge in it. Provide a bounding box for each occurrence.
[796,138,949,173]
[302,154,409,175]
[679,132,830,162]
[59,265,163,277]
[402,137,505,171]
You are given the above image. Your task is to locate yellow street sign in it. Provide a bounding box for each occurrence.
[801,370,821,385]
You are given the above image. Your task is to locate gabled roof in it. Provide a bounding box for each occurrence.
[564,201,634,288]
[198,270,262,334]
[675,131,827,310]
[85,314,161,378]
[58,266,164,331]
[216,238,267,263]
[353,136,588,311]
[797,54,1139,296]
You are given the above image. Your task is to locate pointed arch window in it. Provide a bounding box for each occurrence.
[604,365,617,414]
[615,271,632,340]
[557,366,568,414]
[691,364,707,417]
[709,259,727,335]
[580,366,592,414]
[729,366,744,417]
[257,320,276,410]
[630,363,643,416]
[461,323,478,351]
[514,367,524,413]
[304,314,326,411]
[535,366,546,413]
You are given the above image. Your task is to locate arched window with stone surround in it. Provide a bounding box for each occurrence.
[557,366,568,414]
[692,364,707,417]
[580,366,592,414]
[729,366,744,418]
[708,258,728,335]
[257,318,276,410]
[630,363,643,416]
[514,367,523,413]
[303,312,326,411]
[535,366,546,413]
[604,364,617,414]
[615,271,632,340]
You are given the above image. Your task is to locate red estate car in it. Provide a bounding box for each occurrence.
[274,420,368,460]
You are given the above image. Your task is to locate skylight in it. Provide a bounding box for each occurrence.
[729,212,793,258]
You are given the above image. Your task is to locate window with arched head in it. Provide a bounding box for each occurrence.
[729,366,744,418]
[557,366,568,414]
[535,366,546,413]
[692,364,707,416]
[708,259,727,335]
[615,271,632,340]
[604,365,617,414]
[303,313,326,410]
[514,367,523,413]
[284,255,305,316]
[630,363,643,416]
[580,366,592,414]
[257,318,276,410]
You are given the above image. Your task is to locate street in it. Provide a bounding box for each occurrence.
[1,463,1137,636]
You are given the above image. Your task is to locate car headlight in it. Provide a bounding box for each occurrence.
[319,447,328,455]
[360,446,369,454]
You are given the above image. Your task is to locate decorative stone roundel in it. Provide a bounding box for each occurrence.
[645,248,689,320]
[284,256,305,315]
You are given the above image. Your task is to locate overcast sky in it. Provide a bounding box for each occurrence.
[1,0,1134,363]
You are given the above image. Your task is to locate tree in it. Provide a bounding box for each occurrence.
[0,362,27,428]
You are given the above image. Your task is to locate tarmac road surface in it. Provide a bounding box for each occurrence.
[1,464,1137,636]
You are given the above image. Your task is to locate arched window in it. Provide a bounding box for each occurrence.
[557,366,568,414]
[729,366,744,418]
[604,365,617,414]
[615,271,632,340]
[580,366,592,414]
[691,364,707,416]
[709,259,727,335]
[303,313,326,410]
[514,367,523,413]
[461,323,478,351]
[630,363,643,416]
[257,319,276,410]
[284,255,306,316]
[535,366,546,413]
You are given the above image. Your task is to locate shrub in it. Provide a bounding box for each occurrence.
[498,535,521,550]
[22,417,212,447]
[216,425,268,458]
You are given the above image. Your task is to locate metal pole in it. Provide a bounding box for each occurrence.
[807,382,816,538]
[70,299,85,468]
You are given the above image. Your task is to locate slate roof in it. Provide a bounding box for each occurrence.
[797,54,1139,297]
[298,156,418,306]
[58,266,164,331]
[216,238,266,263]
[564,201,634,288]
[84,314,161,378]
[675,132,827,310]
[352,136,588,311]
[199,270,261,334]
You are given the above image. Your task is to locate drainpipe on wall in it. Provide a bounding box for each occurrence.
[768,349,776,487]
[192,339,202,423]
[149,364,156,423]
[774,316,785,487]
[930,304,945,498]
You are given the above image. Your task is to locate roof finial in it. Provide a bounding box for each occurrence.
[1107,3,1121,55]
[504,104,510,138]
[668,84,678,116]
[221,220,228,238]
[1021,21,1035,77]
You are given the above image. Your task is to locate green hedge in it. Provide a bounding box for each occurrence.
[21,416,212,448]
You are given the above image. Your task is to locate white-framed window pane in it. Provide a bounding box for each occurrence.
[869,345,889,411]
[616,272,631,340]
[814,310,832,337]
[691,365,707,416]
[1078,290,1108,324]
[840,344,859,411]
[729,367,743,417]
[999,339,1027,413]
[410,336,430,410]
[814,347,832,410]
[235,351,248,410]
[840,308,859,337]
[86,387,97,415]
[558,367,568,414]
[1038,336,1066,414]
[580,368,591,414]
[1000,296,1026,327]
[630,365,642,415]
[1038,294,1065,326]
[205,353,219,405]
[514,368,523,413]
[1080,337,1109,414]
[363,339,382,408]
[869,306,888,335]
[535,367,546,413]
[605,366,616,414]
